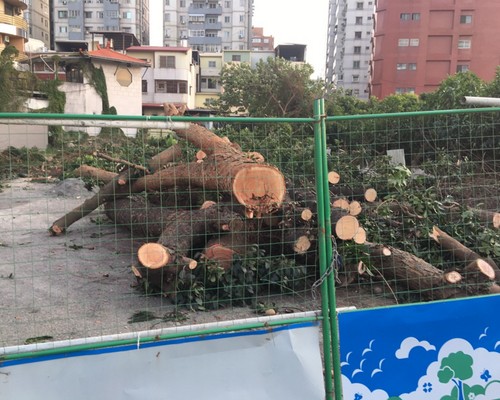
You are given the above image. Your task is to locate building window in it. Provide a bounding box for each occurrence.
[395,87,415,94]
[231,54,241,62]
[123,11,132,19]
[400,13,411,21]
[354,31,362,39]
[59,26,68,33]
[410,38,419,46]
[84,11,92,18]
[159,55,176,68]
[69,10,81,17]
[142,80,148,93]
[356,2,363,9]
[412,13,420,21]
[224,16,230,23]
[155,80,188,94]
[409,63,417,70]
[208,60,217,68]
[352,75,360,82]
[58,10,68,18]
[355,17,363,25]
[460,15,472,24]
[456,64,469,72]
[353,60,360,69]
[398,38,409,46]
[66,65,84,83]
[397,63,407,70]
[225,1,231,7]
[353,46,361,54]
[353,89,360,96]
[458,39,471,49]
[180,0,186,6]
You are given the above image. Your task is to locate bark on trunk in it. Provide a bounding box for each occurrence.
[366,242,467,300]
[49,169,135,235]
[430,226,500,281]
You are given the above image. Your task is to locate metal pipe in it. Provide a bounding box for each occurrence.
[461,96,500,107]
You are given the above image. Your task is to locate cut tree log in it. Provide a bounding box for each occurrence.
[364,188,378,202]
[366,242,467,301]
[132,124,287,217]
[328,171,340,184]
[147,144,183,172]
[74,165,119,183]
[335,215,360,240]
[104,196,243,241]
[462,259,496,295]
[49,169,136,235]
[429,226,500,281]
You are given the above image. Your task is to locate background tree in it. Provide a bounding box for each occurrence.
[207,57,324,117]
[0,46,31,112]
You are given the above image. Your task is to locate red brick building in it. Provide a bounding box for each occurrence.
[251,27,274,51]
[371,0,500,99]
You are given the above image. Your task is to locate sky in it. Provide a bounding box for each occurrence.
[149,0,330,79]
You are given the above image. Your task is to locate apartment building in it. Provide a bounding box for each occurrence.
[24,0,49,46]
[163,0,253,52]
[126,46,198,114]
[51,0,149,52]
[196,52,223,108]
[371,0,500,99]
[326,0,375,99]
[0,0,29,56]
[251,26,273,51]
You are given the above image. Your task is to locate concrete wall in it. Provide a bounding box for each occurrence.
[0,124,48,150]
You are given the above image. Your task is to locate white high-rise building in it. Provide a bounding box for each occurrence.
[163,0,253,53]
[326,0,375,99]
[52,0,149,51]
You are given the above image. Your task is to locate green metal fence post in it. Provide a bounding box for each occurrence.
[320,98,343,399]
[313,99,334,400]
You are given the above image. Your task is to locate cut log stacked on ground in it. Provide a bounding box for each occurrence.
[48,121,500,302]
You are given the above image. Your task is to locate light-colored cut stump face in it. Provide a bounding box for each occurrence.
[204,244,237,270]
[294,236,312,254]
[301,208,313,221]
[364,188,378,202]
[328,171,341,184]
[332,198,350,211]
[493,213,500,229]
[137,243,170,269]
[233,166,286,215]
[335,215,360,240]
[349,201,362,216]
[353,227,367,244]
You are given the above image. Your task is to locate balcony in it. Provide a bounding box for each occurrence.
[188,5,223,15]
[189,36,222,46]
[188,22,222,30]
[0,14,29,36]
[4,0,28,10]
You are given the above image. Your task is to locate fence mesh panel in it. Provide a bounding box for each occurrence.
[328,109,500,307]
[0,118,324,348]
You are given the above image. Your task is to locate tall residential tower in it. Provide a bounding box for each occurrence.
[51,0,149,51]
[163,0,253,52]
[326,0,375,99]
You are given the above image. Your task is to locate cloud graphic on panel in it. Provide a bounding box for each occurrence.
[395,337,436,359]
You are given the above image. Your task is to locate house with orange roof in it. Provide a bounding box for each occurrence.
[22,43,149,136]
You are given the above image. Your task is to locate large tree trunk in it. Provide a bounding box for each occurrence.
[49,169,136,235]
[366,242,467,301]
[430,226,500,281]
[132,124,287,217]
